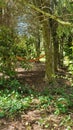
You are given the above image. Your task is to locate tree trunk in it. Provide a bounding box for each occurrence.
[35,31,40,61]
[53,38,59,71]
[42,19,54,81]
[58,36,64,68]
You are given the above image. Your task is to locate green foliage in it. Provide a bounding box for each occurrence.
[60,115,73,129]
[0,0,6,8]
[16,36,36,58]
[57,25,70,39]
[0,86,73,118]
[14,37,26,57]
[38,96,51,109]
[0,78,34,95]
[0,78,73,119]
[0,26,17,77]
[25,36,36,58]
[66,45,73,74]
[54,97,68,115]
[14,36,37,70]
[0,78,35,118]
[0,90,32,118]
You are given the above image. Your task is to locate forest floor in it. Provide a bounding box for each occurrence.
[0,62,73,130]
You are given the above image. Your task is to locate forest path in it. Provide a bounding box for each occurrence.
[0,63,73,130]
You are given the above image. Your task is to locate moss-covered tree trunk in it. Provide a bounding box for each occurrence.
[42,19,54,81]
[50,19,59,72]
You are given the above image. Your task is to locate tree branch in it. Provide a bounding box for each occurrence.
[23,2,73,27]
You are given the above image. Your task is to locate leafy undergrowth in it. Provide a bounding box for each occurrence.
[0,79,73,130]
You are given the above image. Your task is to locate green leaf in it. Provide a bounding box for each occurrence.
[0,112,5,118]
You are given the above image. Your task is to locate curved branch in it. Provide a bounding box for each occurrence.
[24,2,73,27]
